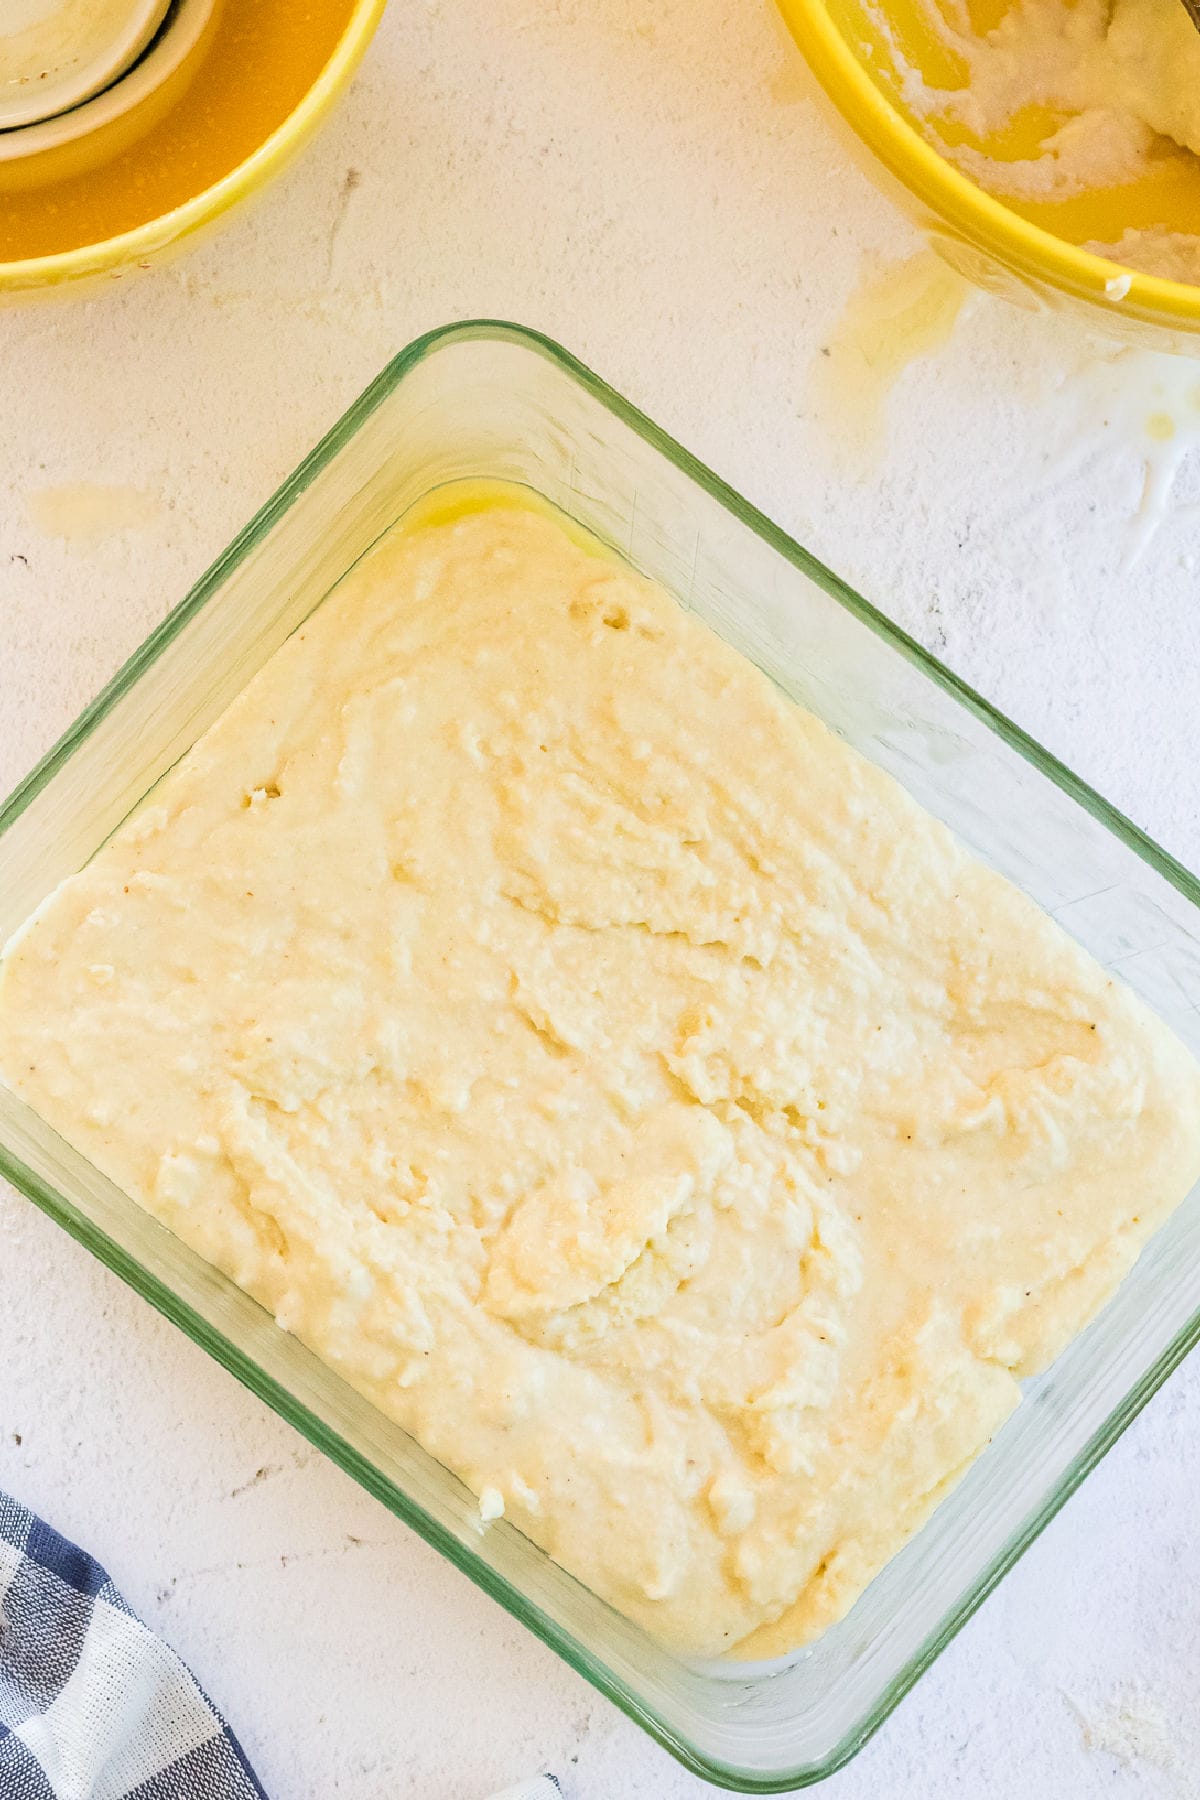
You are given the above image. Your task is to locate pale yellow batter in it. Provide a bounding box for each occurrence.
[3,498,1200,1659]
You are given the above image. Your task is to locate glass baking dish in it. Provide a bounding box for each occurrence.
[3,321,1200,1792]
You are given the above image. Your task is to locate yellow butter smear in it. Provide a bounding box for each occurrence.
[3,487,1200,1659]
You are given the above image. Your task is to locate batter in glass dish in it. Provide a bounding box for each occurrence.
[3,496,1199,1658]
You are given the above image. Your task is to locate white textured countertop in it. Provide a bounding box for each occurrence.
[2,2,1200,1795]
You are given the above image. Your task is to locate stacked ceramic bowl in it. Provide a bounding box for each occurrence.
[0,0,220,190]
[0,0,384,294]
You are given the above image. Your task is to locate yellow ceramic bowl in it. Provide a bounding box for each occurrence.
[776,0,1200,351]
[0,0,386,297]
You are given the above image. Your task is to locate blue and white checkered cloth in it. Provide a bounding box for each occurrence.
[0,1490,561,1800]
[0,1491,265,1799]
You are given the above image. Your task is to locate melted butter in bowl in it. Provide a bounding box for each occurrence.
[873,0,1200,278]
[3,492,1199,1659]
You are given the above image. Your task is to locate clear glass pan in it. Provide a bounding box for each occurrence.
[3,322,1200,1791]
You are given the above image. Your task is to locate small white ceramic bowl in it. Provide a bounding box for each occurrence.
[0,0,172,130]
[0,0,218,191]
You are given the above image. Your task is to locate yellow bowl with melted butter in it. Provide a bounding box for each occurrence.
[0,0,385,297]
[777,0,1200,349]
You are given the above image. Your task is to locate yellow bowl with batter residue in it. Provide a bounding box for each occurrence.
[776,0,1200,350]
[0,0,385,297]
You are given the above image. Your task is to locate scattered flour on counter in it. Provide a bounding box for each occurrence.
[1068,1682,1182,1779]
[1055,347,1200,566]
[814,253,1200,569]
[940,333,1200,570]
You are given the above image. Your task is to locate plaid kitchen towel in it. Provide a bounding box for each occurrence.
[0,1491,561,1800]
[0,1490,266,1799]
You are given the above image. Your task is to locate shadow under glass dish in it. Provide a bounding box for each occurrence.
[2,322,1200,1791]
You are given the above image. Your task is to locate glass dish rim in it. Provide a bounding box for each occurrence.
[1,318,1198,1792]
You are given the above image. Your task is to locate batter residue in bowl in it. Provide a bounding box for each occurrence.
[893,0,1200,278]
[3,495,1199,1658]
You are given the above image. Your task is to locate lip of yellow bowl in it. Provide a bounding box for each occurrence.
[776,0,1200,346]
[0,0,387,296]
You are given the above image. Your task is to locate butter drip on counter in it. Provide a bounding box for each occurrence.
[3,498,1200,1658]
